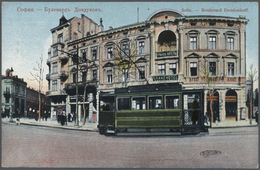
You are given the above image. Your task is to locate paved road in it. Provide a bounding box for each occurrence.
[2,123,258,168]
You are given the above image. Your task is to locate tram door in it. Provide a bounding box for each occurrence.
[182,91,204,126]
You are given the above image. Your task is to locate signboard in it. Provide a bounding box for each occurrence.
[152,75,178,81]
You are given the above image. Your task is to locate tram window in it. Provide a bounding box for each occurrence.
[132,97,146,110]
[149,96,162,109]
[166,96,179,109]
[118,98,130,110]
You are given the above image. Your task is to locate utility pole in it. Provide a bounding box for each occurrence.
[75,45,79,126]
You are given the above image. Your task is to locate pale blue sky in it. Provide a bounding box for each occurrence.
[2,2,258,92]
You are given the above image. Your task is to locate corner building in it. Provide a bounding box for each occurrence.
[46,9,248,124]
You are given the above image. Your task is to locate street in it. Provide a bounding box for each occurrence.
[2,123,258,168]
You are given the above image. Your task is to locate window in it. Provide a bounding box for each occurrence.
[190,62,197,76]
[227,37,234,50]
[52,62,58,74]
[166,96,179,109]
[92,70,97,80]
[228,62,234,76]
[149,96,162,109]
[74,33,78,40]
[73,73,77,83]
[107,46,113,59]
[138,41,145,54]
[82,72,87,82]
[132,97,146,110]
[169,63,176,75]
[209,36,216,49]
[121,42,129,58]
[209,62,216,76]
[78,22,80,31]
[91,47,97,60]
[118,98,130,110]
[190,37,197,50]
[58,34,63,43]
[158,64,165,75]
[122,69,129,82]
[107,70,112,83]
[53,46,58,56]
[82,50,87,62]
[52,80,57,91]
[139,66,145,79]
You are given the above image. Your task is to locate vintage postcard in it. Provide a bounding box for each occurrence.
[1,1,259,168]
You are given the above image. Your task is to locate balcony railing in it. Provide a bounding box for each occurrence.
[46,74,50,80]
[46,58,51,66]
[185,76,245,84]
[152,75,178,82]
[156,51,177,58]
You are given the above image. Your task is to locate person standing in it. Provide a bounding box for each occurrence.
[192,96,199,125]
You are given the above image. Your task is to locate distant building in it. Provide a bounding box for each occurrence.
[26,87,51,119]
[2,68,27,118]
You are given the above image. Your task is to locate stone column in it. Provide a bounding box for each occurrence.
[96,89,100,124]
[51,106,54,120]
[88,93,93,122]
[178,26,184,75]
[79,104,82,124]
[150,24,155,75]
[240,28,246,76]
[220,89,226,121]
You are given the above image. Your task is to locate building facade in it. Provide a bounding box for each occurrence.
[27,87,51,119]
[2,68,27,118]
[46,9,248,125]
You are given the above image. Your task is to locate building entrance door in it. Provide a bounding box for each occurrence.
[207,91,219,122]
[225,90,237,120]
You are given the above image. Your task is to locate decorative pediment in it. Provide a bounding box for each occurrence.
[136,57,147,63]
[184,52,201,59]
[204,53,220,58]
[103,62,115,68]
[90,63,98,68]
[223,53,238,59]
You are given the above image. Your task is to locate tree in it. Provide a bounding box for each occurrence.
[200,64,219,126]
[30,55,44,121]
[248,64,258,124]
[113,41,149,87]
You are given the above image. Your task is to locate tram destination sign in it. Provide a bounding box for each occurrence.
[152,75,178,81]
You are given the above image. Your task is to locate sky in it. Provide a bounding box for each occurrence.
[2,2,259,93]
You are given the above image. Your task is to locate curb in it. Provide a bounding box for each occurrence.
[3,121,99,132]
[211,125,258,129]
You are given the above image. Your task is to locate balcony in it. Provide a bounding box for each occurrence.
[59,71,69,82]
[46,58,51,66]
[156,51,177,58]
[152,75,178,82]
[46,74,50,81]
[59,55,69,65]
[3,91,11,99]
[185,76,246,84]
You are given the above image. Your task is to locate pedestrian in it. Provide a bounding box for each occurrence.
[103,102,110,111]
[192,96,199,125]
[68,113,71,122]
[61,112,66,126]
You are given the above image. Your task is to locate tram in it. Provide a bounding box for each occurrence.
[98,83,208,136]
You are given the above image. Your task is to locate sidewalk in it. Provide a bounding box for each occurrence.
[2,117,99,132]
[211,119,258,128]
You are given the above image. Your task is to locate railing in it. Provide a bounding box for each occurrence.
[185,76,245,84]
[46,74,50,80]
[156,51,177,57]
[46,58,51,65]
[152,75,178,82]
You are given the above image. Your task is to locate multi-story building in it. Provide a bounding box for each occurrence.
[2,68,27,118]
[27,87,51,119]
[46,9,248,125]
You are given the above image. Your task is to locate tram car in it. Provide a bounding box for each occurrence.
[98,83,208,136]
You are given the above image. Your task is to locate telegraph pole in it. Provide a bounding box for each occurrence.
[75,45,79,126]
